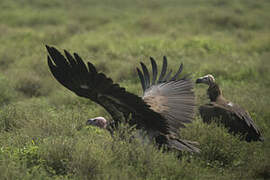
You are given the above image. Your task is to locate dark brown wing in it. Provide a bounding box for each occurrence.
[199,102,263,141]
[46,45,169,134]
[137,57,195,136]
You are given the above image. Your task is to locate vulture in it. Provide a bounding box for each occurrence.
[196,74,263,142]
[46,45,200,153]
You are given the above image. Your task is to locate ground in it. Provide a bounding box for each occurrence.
[0,0,269,179]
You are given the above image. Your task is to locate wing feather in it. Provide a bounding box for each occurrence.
[136,57,195,135]
[136,68,146,92]
[150,57,158,85]
[164,69,172,82]
[48,46,199,152]
[46,45,169,134]
[199,102,262,141]
[170,63,183,81]
[140,62,150,89]
[157,56,167,83]
[143,79,195,135]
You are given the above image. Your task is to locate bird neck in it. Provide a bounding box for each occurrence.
[207,83,223,102]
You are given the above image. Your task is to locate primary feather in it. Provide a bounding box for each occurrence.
[46,45,199,153]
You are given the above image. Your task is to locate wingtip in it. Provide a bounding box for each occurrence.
[170,62,184,81]
[136,67,146,92]
[140,62,150,89]
[46,45,59,55]
[87,62,97,74]
[45,45,51,51]
[180,63,184,72]
[73,53,81,59]
[64,49,73,59]
[140,62,147,71]
[149,57,157,66]
[150,57,158,85]
[158,56,168,83]
[163,56,167,62]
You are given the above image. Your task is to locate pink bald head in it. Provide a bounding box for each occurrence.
[86,116,107,129]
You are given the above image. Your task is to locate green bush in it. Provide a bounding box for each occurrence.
[0,76,16,105]
[0,0,269,179]
[0,105,24,132]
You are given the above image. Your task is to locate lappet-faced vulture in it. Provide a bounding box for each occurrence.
[46,45,200,153]
[196,74,263,142]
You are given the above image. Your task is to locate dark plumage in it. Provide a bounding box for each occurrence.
[196,74,263,142]
[46,45,199,153]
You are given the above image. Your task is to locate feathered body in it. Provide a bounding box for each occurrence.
[196,74,263,142]
[46,45,199,153]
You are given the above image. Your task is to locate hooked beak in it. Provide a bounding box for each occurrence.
[195,77,208,85]
[196,77,205,84]
[86,119,95,126]
[196,78,203,84]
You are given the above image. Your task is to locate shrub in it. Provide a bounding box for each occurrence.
[0,105,24,132]
[0,76,16,105]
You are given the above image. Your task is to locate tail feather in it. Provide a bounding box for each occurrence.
[168,138,200,153]
[156,134,200,153]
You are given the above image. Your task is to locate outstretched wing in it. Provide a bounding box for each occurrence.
[199,102,262,141]
[136,57,195,135]
[46,45,169,134]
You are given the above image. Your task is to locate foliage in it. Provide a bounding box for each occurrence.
[0,0,269,179]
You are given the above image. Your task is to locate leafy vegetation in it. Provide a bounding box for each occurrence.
[0,0,269,179]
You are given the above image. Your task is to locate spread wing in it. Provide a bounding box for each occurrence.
[136,56,195,136]
[46,45,169,134]
[199,102,262,141]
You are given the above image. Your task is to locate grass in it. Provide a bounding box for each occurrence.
[0,0,269,179]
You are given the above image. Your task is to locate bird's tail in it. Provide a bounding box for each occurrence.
[156,135,200,153]
[168,137,200,153]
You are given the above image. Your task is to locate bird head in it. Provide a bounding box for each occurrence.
[86,116,107,129]
[196,74,215,86]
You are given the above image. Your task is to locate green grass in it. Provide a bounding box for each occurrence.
[0,0,269,179]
